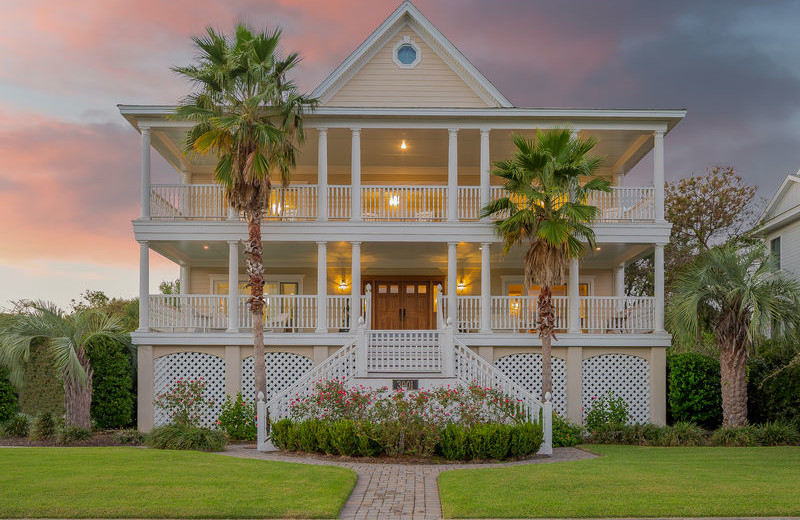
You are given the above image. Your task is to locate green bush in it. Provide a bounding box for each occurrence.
[57,426,92,445]
[2,413,30,437]
[29,411,57,441]
[508,422,544,458]
[439,423,469,460]
[711,426,756,447]
[217,392,257,441]
[0,367,18,423]
[660,421,706,446]
[146,424,227,451]
[356,422,384,457]
[748,342,800,426]
[621,423,664,445]
[86,338,134,429]
[114,428,145,445]
[585,390,629,431]
[270,419,293,450]
[668,353,722,428]
[587,424,626,444]
[468,423,511,460]
[328,420,359,456]
[291,420,329,453]
[754,421,800,446]
[552,414,583,447]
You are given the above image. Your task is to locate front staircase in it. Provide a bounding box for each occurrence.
[260,318,553,454]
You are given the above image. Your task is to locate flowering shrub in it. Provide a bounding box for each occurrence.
[584,390,629,431]
[276,380,542,459]
[154,378,212,427]
[552,413,583,447]
[217,392,257,440]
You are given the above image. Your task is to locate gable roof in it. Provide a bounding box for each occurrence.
[311,1,513,108]
[758,172,800,233]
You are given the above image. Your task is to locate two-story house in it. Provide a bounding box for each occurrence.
[121,2,683,433]
[759,173,800,278]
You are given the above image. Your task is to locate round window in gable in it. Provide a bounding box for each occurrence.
[397,44,417,65]
[393,39,421,68]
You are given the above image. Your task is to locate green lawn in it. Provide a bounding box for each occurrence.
[0,448,356,518]
[439,445,800,518]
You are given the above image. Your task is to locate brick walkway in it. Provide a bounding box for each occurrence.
[222,446,596,520]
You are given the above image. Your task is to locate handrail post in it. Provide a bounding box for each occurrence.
[435,284,444,330]
[540,391,553,455]
[442,318,455,377]
[364,284,372,329]
[356,317,367,377]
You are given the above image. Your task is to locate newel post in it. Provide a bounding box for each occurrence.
[356,317,367,377]
[256,391,268,452]
[540,391,553,456]
[442,317,456,377]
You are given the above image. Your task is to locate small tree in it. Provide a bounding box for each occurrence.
[0,302,131,428]
[667,244,800,426]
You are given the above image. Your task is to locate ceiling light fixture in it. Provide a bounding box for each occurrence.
[400,139,407,150]
[203,244,209,250]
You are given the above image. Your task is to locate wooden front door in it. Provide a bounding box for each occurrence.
[371,280,435,329]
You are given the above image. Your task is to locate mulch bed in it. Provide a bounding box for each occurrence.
[0,432,134,447]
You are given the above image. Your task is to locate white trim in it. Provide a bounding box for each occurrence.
[759,173,800,225]
[208,274,304,295]
[392,36,421,68]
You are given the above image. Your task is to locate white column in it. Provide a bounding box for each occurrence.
[317,128,328,221]
[137,241,149,332]
[316,241,328,333]
[479,128,490,219]
[567,257,580,333]
[350,128,361,222]
[226,240,239,332]
[614,263,625,297]
[350,241,361,331]
[447,242,458,327]
[448,128,458,221]
[655,244,665,332]
[654,130,665,222]
[179,264,190,295]
[480,242,491,333]
[140,127,151,219]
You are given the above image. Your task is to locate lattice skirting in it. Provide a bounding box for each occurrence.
[241,352,314,401]
[153,352,226,428]
[582,354,650,424]
[494,354,567,415]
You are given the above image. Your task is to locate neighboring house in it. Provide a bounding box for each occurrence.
[759,173,800,279]
[120,1,684,432]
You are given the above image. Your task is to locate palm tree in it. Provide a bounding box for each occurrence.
[173,25,316,403]
[0,301,130,428]
[482,129,608,396]
[667,243,800,426]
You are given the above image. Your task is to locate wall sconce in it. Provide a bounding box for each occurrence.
[457,279,466,293]
[400,139,407,150]
[389,195,400,207]
[338,279,349,293]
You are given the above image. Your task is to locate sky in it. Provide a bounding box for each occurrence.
[1,0,799,308]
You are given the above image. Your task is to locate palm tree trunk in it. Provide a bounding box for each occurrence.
[538,285,554,398]
[245,211,267,407]
[64,350,93,429]
[720,338,748,426]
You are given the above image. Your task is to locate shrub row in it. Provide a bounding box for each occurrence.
[586,420,800,446]
[271,418,543,460]
[0,412,93,445]
[145,424,227,451]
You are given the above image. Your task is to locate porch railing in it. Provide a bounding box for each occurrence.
[361,186,447,221]
[588,187,655,222]
[366,330,442,373]
[149,294,228,331]
[264,186,318,221]
[237,295,317,332]
[150,184,228,220]
[489,296,568,332]
[580,296,655,333]
[326,294,372,331]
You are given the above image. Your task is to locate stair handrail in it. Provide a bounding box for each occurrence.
[265,335,359,420]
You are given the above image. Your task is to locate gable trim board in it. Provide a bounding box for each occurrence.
[311,1,512,108]
[759,174,800,232]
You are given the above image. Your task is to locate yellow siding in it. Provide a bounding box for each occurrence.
[325,27,491,108]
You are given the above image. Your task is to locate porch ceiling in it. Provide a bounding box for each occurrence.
[149,239,652,270]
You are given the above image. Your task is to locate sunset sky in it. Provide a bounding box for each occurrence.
[1,0,799,308]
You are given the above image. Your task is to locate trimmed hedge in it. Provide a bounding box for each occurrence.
[272,418,543,461]
[146,424,227,451]
[668,353,722,428]
[748,346,800,427]
[585,421,799,447]
[0,367,17,423]
[87,338,134,429]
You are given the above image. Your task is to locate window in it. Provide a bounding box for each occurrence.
[393,38,421,68]
[770,237,781,269]
[397,44,417,65]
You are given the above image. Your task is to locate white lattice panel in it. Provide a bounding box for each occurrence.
[241,352,314,401]
[582,354,650,424]
[494,354,567,415]
[153,352,226,428]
